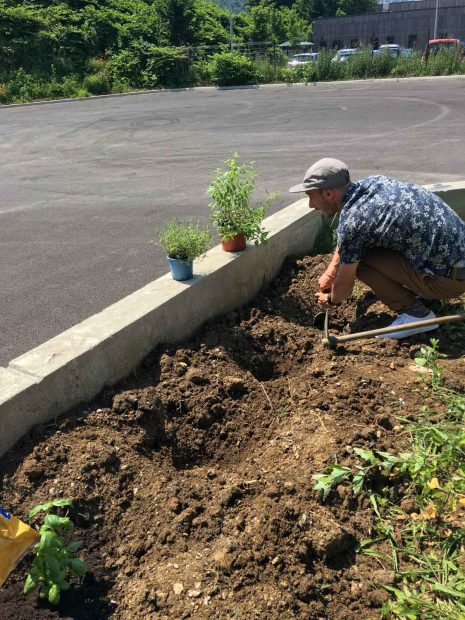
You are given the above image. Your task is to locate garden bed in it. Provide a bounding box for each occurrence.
[1,254,464,619]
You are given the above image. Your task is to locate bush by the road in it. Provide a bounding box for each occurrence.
[207,51,257,87]
[1,48,465,104]
[280,48,465,84]
[107,45,190,90]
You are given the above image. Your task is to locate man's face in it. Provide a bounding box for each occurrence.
[306,188,340,217]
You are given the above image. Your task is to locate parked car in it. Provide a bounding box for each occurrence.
[423,38,465,60]
[331,48,359,62]
[373,44,412,58]
[287,53,319,68]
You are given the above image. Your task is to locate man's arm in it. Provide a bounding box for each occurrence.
[318,246,341,292]
[315,262,358,306]
[331,262,358,304]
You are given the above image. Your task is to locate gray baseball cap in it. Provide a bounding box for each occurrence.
[289,158,350,193]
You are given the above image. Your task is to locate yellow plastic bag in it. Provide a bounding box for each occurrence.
[0,507,40,587]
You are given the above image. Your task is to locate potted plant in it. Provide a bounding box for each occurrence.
[208,153,277,252]
[157,218,212,281]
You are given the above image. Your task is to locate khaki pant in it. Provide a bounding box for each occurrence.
[356,249,465,311]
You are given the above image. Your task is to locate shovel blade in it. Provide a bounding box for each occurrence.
[313,312,326,330]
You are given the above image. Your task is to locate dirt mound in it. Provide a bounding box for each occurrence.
[1,255,464,619]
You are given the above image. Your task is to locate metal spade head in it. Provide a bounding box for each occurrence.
[321,309,338,349]
[313,311,326,330]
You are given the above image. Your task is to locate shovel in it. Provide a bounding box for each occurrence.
[322,311,465,349]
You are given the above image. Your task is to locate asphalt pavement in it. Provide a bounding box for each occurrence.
[1,77,465,365]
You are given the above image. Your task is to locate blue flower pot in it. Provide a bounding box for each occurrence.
[168,256,193,281]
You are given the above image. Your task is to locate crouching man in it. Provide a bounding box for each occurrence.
[289,158,465,338]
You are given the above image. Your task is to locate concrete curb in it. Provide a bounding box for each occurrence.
[2,182,464,458]
[423,181,465,220]
[0,198,322,458]
[1,74,464,109]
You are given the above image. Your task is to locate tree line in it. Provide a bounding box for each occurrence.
[0,0,377,73]
[0,0,376,102]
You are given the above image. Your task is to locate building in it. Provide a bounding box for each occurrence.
[312,0,465,51]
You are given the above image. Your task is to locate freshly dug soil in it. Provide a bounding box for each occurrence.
[1,254,465,620]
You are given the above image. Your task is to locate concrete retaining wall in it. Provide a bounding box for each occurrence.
[0,198,321,458]
[1,182,464,459]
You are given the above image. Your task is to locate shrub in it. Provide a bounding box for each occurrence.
[300,61,318,82]
[61,76,85,98]
[107,49,143,89]
[344,49,379,79]
[41,77,67,99]
[192,59,212,85]
[110,79,133,94]
[315,51,347,81]
[142,46,189,88]
[82,72,110,95]
[208,52,256,87]
[390,52,426,77]
[3,68,38,102]
[0,70,90,103]
[88,57,106,73]
[254,58,279,84]
[344,50,370,79]
[108,45,188,89]
[372,51,396,77]
[157,219,212,261]
[427,49,464,76]
[280,67,303,83]
[0,83,8,103]
[265,46,288,66]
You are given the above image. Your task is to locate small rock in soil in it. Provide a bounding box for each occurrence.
[310,513,354,559]
[173,582,184,595]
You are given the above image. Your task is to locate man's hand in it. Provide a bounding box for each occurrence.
[318,272,336,292]
[315,291,332,306]
[315,263,358,307]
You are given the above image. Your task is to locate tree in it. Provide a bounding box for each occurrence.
[158,0,196,46]
[293,0,315,19]
[191,0,230,46]
[311,0,338,18]
[336,0,376,16]
[247,3,309,43]
[0,5,54,72]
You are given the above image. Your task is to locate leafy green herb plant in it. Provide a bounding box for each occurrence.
[157,218,212,261]
[208,153,278,245]
[24,499,87,605]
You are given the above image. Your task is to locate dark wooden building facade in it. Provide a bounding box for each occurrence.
[312,0,465,51]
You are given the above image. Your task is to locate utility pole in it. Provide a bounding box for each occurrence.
[433,0,439,39]
[228,0,242,50]
[229,5,233,50]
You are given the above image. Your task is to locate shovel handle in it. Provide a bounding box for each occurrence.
[331,312,465,344]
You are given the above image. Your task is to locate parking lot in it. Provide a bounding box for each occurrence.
[1,76,465,365]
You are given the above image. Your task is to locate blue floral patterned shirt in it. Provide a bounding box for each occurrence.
[337,175,465,277]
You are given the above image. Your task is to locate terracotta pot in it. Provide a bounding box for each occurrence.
[221,233,246,252]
